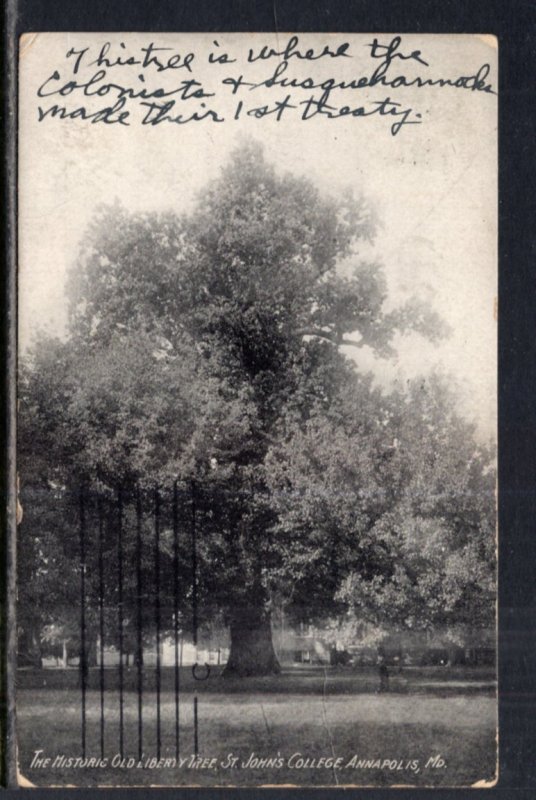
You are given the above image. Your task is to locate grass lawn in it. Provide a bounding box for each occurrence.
[16,667,497,788]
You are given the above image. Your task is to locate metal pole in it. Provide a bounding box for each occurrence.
[117,486,124,758]
[191,480,199,758]
[154,486,161,759]
[193,696,199,756]
[79,486,87,758]
[136,484,143,761]
[173,480,180,759]
[98,496,105,759]
[191,480,197,647]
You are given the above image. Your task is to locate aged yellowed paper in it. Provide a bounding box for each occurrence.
[17,33,497,787]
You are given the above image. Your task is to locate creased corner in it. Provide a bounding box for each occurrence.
[475,34,498,51]
[19,32,39,58]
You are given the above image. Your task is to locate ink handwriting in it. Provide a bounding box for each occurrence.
[35,35,496,137]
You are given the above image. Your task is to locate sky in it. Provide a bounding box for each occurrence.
[18,33,497,440]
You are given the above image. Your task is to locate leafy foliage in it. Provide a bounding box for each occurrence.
[18,141,494,667]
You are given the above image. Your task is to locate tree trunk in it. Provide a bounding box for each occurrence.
[86,634,98,667]
[222,605,281,678]
[19,624,43,668]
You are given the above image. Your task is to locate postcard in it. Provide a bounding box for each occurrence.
[17,32,497,787]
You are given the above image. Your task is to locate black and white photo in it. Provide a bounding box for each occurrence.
[17,32,497,787]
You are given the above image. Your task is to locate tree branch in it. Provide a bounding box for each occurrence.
[296,328,337,344]
[296,328,365,349]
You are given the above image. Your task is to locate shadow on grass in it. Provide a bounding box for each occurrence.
[17,664,497,696]
[16,683,497,788]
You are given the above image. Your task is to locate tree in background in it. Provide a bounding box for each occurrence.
[335,376,496,653]
[18,141,493,677]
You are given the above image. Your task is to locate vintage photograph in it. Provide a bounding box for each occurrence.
[17,33,497,786]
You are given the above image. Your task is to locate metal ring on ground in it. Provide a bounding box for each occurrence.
[192,662,211,681]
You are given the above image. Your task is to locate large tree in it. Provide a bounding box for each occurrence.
[267,374,496,649]
[20,141,480,677]
[338,376,496,646]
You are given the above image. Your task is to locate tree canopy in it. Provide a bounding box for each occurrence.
[18,140,495,674]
